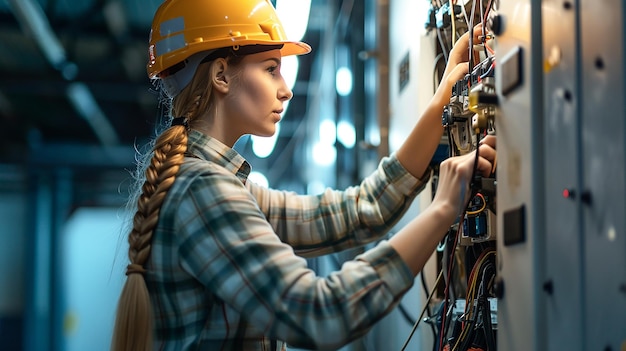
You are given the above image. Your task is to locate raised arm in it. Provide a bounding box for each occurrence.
[396,27,484,179]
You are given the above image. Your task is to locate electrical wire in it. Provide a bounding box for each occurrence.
[433,52,446,93]
[437,131,483,351]
[460,0,470,30]
[450,0,457,44]
[479,61,496,82]
[437,221,462,351]
[446,126,455,158]
[481,0,496,58]
[454,249,467,292]
[400,270,444,351]
[481,281,497,350]
[479,0,487,57]
[468,0,477,77]
[482,0,494,29]
[465,193,486,215]
[436,28,450,63]
[469,262,495,350]
[484,41,495,56]
[421,270,439,339]
[437,131,482,351]
[431,2,498,349]
[450,248,495,350]
[469,131,482,195]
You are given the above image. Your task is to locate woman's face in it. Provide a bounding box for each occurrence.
[223,49,293,139]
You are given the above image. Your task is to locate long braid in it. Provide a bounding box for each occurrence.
[129,127,187,270]
[111,125,188,351]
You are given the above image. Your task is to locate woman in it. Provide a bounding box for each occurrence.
[112,0,496,350]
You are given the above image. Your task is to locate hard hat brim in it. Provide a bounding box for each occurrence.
[281,41,312,56]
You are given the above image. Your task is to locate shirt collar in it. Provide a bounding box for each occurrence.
[186,129,251,184]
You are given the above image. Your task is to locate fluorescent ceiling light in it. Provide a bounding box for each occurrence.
[275,0,311,41]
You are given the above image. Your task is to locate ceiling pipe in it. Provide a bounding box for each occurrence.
[7,0,68,75]
[7,0,120,146]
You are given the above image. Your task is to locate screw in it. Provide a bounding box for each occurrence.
[581,190,592,205]
[543,280,554,295]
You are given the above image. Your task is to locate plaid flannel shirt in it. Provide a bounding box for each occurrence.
[147,130,430,350]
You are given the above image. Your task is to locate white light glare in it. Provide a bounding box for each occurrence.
[252,121,282,158]
[337,121,356,148]
[312,142,336,166]
[368,127,381,146]
[248,171,269,188]
[307,180,327,195]
[319,119,336,145]
[335,67,353,96]
[275,0,311,41]
[281,55,299,91]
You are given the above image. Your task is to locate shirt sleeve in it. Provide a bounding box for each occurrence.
[248,152,431,257]
[173,166,416,350]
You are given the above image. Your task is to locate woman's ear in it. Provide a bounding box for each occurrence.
[210,58,229,94]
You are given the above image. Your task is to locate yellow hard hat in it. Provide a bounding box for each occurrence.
[147,0,312,79]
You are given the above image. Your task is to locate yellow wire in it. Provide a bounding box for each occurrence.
[465,193,486,215]
[455,250,495,349]
[451,249,496,351]
[450,0,457,44]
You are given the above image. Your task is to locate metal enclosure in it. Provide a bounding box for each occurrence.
[495,0,547,349]
[543,0,626,348]
[578,0,626,344]
[542,0,583,349]
[498,0,626,350]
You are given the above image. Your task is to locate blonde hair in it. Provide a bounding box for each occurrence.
[110,59,224,350]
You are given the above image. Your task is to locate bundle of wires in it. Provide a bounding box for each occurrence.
[448,247,496,351]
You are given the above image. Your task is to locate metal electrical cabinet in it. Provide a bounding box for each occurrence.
[495,0,547,350]
[572,0,625,349]
[542,0,584,349]
[498,0,626,350]
[543,0,626,349]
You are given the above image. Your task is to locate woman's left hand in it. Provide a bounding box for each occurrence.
[434,25,484,105]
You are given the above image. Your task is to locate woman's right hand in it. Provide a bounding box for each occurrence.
[388,135,497,275]
[433,135,497,223]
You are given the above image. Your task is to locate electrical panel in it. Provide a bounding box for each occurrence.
[397,0,626,350]
[404,1,503,350]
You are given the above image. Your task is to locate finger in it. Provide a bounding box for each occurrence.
[472,24,483,41]
[443,63,469,86]
[477,143,497,166]
[456,25,483,47]
[456,29,470,44]
[479,137,496,174]
[478,135,496,149]
[450,36,471,62]
[475,155,495,177]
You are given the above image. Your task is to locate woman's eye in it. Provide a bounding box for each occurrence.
[268,66,278,75]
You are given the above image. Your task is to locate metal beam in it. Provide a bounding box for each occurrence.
[7,0,120,146]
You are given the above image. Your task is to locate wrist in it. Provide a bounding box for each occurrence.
[432,85,451,109]
[430,198,461,228]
